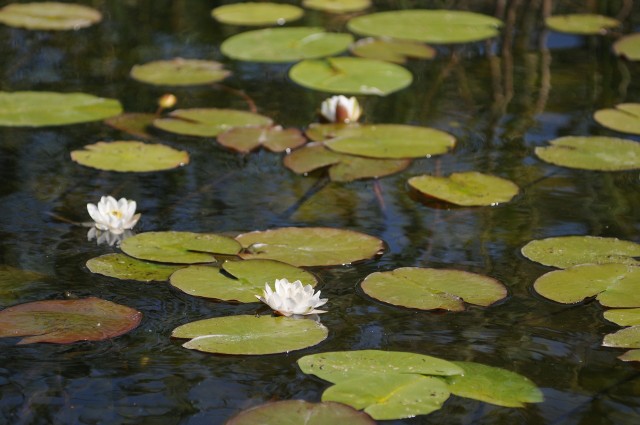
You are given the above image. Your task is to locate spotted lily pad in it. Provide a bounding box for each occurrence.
[361,267,507,312]
[221,27,352,63]
[86,253,184,282]
[218,126,306,153]
[170,259,317,303]
[534,136,640,171]
[236,227,385,267]
[226,400,376,425]
[545,14,620,35]
[0,2,101,30]
[614,33,640,60]
[172,314,328,355]
[70,141,189,172]
[153,108,273,137]
[289,57,412,96]
[130,58,231,86]
[0,91,122,127]
[351,37,436,64]
[212,3,303,26]
[408,172,519,206]
[104,113,155,139]
[120,231,242,264]
[302,0,371,14]
[593,103,640,135]
[0,297,141,344]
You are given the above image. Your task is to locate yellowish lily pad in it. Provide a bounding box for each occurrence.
[408,172,519,206]
[302,0,371,14]
[614,33,640,60]
[535,136,640,171]
[351,37,436,64]
[212,3,303,26]
[70,141,189,172]
[153,108,273,137]
[545,14,620,35]
[0,2,101,31]
[226,400,376,424]
[593,103,640,135]
[130,58,231,86]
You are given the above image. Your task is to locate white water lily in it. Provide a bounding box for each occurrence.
[256,278,328,317]
[320,95,362,124]
[87,195,140,235]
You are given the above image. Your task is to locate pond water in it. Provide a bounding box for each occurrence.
[1,1,640,424]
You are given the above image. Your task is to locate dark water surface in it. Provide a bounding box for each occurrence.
[1,1,640,424]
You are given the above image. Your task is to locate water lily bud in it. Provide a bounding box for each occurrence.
[320,95,362,124]
[158,93,177,110]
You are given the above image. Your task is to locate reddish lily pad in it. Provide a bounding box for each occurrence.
[218,126,306,153]
[226,400,376,425]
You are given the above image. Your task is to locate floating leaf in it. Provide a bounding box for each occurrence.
[70,141,189,172]
[212,3,303,26]
[218,126,306,153]
[0,266,46,302]
[603,326,640,349]
[618,349,640,362]
[593,103,640,135]
[351,37,436,64]
[347,10,503,44]
[170,259,317,303]
[534,136,640,171]
[614,33,640,60]
[104,113,155,139]
[221,27,352,62]
[545,14,619,35]
[360,267,507,312]
[172,314,328,355]
[0,91,122,127]
[86,253,183,282]
[521,236,640,268]
[236,227,384,267]
[604,308,640,326]
[226,400,376,425]
[408,172,519,206]
[120,231,241,264]
[130,58,231,86]
[302,0,371,14]
[0,2,101,30]
[0,297,141,344]
[289,57,412,96]
[153,108,273,137]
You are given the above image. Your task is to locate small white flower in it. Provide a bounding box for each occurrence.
[320,95,362,124]
[256,278,328,317]
[87,196,140,235]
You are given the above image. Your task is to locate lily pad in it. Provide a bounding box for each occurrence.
[0,91,122,127]
[593,103,640,135]
[221,27,352,63]
[603,326,640,350]
[153,108,273,138]
[236,227,385,267]
[86,253,183,282]
[218,126,306,153]
[302,0,371,14]
[618,349,640,362]
[521,236,640,268]
[70,141,189,172]
[0,266,46,302]
[0,2,101,30]
[169,259,318,303]
[533,263,640,307]
[604,308,640,326]
[212,3,303,26]
[289,57,412,96]
[0,297,141,344]
[545,14,620,35]
[351,37,436,64]
[104,113,155,139]
[172,314,328,355]
[347,10,503,44]
[408,172,519,206]
[360,267,507,312]
[130,58,231,86]
[534,136,640,171]
[120,231,242,264]
[614,33,640,61]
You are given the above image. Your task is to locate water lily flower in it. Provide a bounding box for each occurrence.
[320,95,362,124]
[256,278,328,317]
[87,196,140,235]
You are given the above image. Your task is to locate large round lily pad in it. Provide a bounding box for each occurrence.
[212,3,303,26]
[351,37,436,64]
[594,103,640,135]
[226,400,376,425]
[289,57,412,96]
[302,0,371,14]
[130,58,231,86]
[0,2,101,30]
[172,314,328,355]
[408,172,519,206]
[0,297,141,344]
[221,27,352,62]
[120,231,242,264]
[218,126,306,153]
[545,14,620,35]
[236,227,385,267]
[614,33,640,60]
[360,267,507,312]
[86,253,184,282]
[534,136,640,171]
[70,141,189,172]
[347,10,503,44]
[0,91,122,127]
[153,108,273,137]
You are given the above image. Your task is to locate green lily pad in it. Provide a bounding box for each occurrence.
[86,253,183,282]
[221,27,352,63]
[0,297,141,344]
[0,2,101,30]
[347,10,503,44]
[618,349,640,362]
[0,91,122,127]
[212,3,303,26]
[218,126,306,153]
[289,57,412,96]
[603,326,640,349]
[408,172,519,207]
[593,103,640,135]
[236,227,385,267]
[302,0,371,14]
[70,141,189,172]
[120,231,242,264]
[169,259,318,303]
[614,33,640,61]
[533,263,640,307]
[104,113,155,139]
[351,37,436,64]
[604,308,640,326]
[153,108,273,137]
[172,314,328,355]
[226,400,376,425]
[545,14,620,35]
[284,142,411,182]
[521,236,640,268]
[445,361,544,407]
[130,58,231,86]
[534,136,640,171]
[360,267,507,312]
